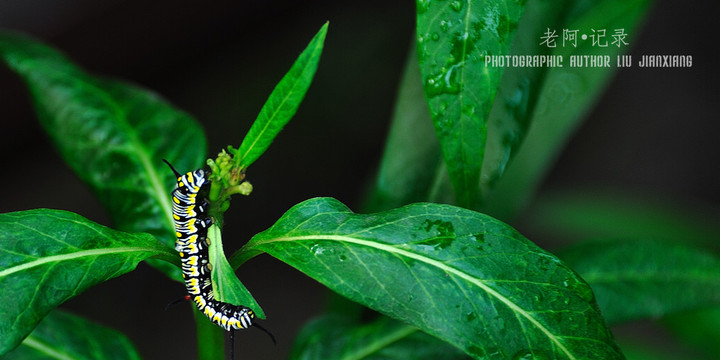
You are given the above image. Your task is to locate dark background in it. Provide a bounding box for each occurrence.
[1,1,718,359]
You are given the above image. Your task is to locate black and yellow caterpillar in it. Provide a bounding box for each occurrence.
[164,159,256,331]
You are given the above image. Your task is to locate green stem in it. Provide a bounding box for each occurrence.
[194,306,226,360]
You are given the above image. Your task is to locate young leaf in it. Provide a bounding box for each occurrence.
[0,209,175,355]
[290,315,469,360]
[234,22,328,169]
[417,0,527,208]
[0,31,207,280]
[560,239,720,324]
[2,310,141,360]
[233,198,623,359]
[207,224,264,318]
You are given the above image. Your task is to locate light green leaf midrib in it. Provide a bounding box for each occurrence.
[347,326,417,360]
[83,81,175,235]
[0,247,157,278]
[20,336,74,360]
[24,59,175,236]
[263,234,576,359]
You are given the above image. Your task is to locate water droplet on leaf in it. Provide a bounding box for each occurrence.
[311,243,324,256]
[424,64,463,97]
[450,0,464,11]
[440,20,452,32]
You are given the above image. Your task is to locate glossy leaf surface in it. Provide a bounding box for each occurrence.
[417,0,526,207]
[234,198,623,359]
[0,209,175,355]
[0,31,206,280]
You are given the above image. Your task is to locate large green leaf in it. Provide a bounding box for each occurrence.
[233,198,623,359]
[290,315,469,360]
[2,310,141,360]
[417,0,527,208]
[0,209,175,355]
[560,239,720,324]
[482,0,653,219]
[234,22,328,169]
[0,31,206,280]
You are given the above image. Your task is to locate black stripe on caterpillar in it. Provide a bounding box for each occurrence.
[163,159,256,331]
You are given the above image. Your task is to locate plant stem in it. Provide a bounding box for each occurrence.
[193,306,225,360]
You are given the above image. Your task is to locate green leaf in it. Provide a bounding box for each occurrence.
[560,239,720,324]
[364,47,443,212]
[233,198,623,359]
[0,209,175,355]
[207,224,264,318]
[371,0,563,211]
[290,315,469,360]
[417,0,527,208]
[0,31,207,280]
[524,189,720,246]
[478,0,568,196]
[234,22,328,169]
[2,310,141,360]
[481,0,653,219]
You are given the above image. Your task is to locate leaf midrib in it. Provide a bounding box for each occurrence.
[21,336,74,360]
[0,247,157,278]
[341,324,417,360]
[83,79,175,235]
[265,234,576,359]
[22,60,175,236]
